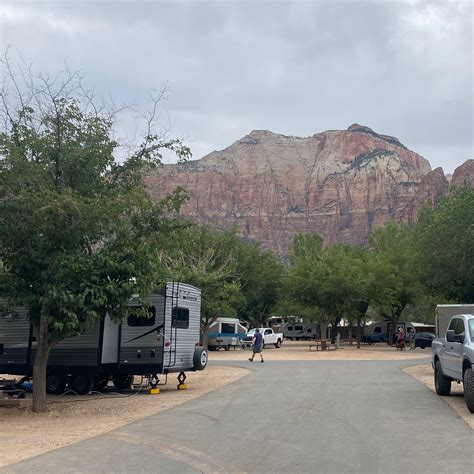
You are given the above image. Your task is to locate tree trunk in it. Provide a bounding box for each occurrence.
[201,326,209,349]
[32,309,52,413]
[348,326,353,345]
[356,318,361,349]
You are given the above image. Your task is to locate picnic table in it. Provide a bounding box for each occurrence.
[308,339,332,351]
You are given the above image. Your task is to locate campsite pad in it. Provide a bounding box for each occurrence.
[0,365,249,468]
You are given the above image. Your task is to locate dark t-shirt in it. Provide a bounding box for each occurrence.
[254,331,263,345]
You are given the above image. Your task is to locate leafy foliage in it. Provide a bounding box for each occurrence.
[415,187,474,302]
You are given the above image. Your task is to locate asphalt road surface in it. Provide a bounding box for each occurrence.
[3,359,473,473]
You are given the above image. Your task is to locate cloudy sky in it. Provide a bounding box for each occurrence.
[0,0,472,173]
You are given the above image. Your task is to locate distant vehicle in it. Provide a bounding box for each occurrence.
[244,328,283,348]
[413,332,435,349]
[282,322,318,340]
[363,333,389,344]
[432,305,474,413]
[364,320,435,344]
[207,318,247,351]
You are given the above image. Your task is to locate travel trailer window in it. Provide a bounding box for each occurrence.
[221,323,236,334]
[127,306,156,327]
[172,307,189,329]
[374,326,381,333]
[295,326,303,331]
[288,326,293,331]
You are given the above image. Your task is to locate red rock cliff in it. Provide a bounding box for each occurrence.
[147,125,452,253]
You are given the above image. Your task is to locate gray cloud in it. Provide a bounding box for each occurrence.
[1,0,472,172]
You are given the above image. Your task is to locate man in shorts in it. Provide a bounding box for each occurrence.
[248,328,264,363]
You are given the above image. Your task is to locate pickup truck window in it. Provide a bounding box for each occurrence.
[469,319,474,341]
[264,329,272,335]
[448,318,458,331]
[454,319,465,336]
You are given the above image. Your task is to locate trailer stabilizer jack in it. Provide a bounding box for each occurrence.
[177,372,187,390]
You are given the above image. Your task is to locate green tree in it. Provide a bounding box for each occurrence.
[368,221,421,325]
[415,187,474,302]
[231,239,284,326]
[0,64,190,412]
[155,225,243,346]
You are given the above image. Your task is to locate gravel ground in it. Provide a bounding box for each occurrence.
[210,340,433,361]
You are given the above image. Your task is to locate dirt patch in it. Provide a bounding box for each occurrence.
[403,364,473,429]
[210,340,432,361]
[0,366,249,468]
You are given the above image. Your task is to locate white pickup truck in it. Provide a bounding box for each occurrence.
[432,305,474,413]
[244,328,283,348]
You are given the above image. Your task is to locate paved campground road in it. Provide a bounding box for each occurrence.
[3,359,473,473]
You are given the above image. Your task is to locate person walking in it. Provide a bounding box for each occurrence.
[248,328,264,363]
[409,328,416,350]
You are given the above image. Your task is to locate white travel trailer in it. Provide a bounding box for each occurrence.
[208,317,247,350]
[282,322,319,340]
[0,282,208,394]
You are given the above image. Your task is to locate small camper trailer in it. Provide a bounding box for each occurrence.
[207,317,247,350]
[0,282,207,394]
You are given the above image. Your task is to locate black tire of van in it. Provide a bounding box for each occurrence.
[46,370,67,394]
[434,361,451,396]
[463,367,474,413]
[193,347,208,371]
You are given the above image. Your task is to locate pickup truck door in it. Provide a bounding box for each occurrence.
[444,318,464,378]
[264,329,274,344]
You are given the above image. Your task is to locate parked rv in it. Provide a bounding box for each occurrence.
[282,322,319,340]
[364,320,435,344]
[207,317,247,351]
[0,282,207,394]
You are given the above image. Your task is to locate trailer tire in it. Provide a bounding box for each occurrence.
[275,339,281,348]
[112,375,133,390]
[434,361,451,396]
[463,367,474,413]
[193,347,208,371]
[46,370,66,394]
[94,376,109,391]
[70,375,94,395]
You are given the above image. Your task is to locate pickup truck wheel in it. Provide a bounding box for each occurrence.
[434,361,451,396]
[463,367,474,413]
[274,339,281,348]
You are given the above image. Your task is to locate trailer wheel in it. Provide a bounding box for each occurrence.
[463,367,474,413]
[46,370,66,394]
[94,376,109,391]
[224,345,230,351]
[434,361,451,396]
[193,347,208,371]
[112,375,133,390]
[69,375,94,395]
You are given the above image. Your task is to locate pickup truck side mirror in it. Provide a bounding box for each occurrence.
[446,330,455,342]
